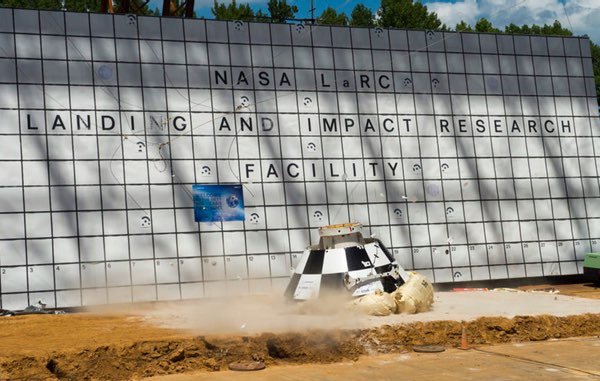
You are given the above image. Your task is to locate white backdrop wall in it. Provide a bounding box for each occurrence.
[0,8,598,309]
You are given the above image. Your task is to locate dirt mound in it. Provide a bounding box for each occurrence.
[1,314,600,380]
[359,314,600,354]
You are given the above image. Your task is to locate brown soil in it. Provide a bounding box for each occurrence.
[518,282,600,299]
[1,313,600,380]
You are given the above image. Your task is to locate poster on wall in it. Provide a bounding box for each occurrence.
[192,184,245,222]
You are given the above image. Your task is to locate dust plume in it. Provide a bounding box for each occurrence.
[98,292,367,335]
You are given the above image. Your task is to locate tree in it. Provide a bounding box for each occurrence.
[540,20,572,36]
[0,0,159,14]
[114,0,156,15]
[212,0,298,23]
[0,0,62,10]
[502,20,572,36]
[350,3,374,27]
[591,42,600,104]
[316,6,347,26]
[212,0,254,21]
[455,21,473,32]
[474,18,499,33]
[255,9,268,21]
[65,0,100,12]
[266,0,297,23]
[162,0,196,17]
[377,0,442,30]
[503,23,521,34]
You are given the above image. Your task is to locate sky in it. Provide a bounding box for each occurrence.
[148,0,600,42]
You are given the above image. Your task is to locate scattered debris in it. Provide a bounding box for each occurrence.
[527,287,559,294]
[412,345,445,353]
[491,288,560,294]
[228,361,266,371]
[0,304,65,316]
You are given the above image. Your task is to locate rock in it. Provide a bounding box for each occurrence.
[170,350,185,363]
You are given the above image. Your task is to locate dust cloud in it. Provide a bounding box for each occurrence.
[98,293,367,335]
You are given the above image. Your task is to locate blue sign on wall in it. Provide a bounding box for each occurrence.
[192,184,245,222]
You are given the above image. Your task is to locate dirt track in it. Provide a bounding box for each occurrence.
[1,312,600,380]
[1,283,599,380]
[148,338,600,381]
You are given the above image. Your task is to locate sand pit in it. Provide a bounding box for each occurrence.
[1,288,600,380]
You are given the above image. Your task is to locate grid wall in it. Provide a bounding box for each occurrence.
[0,8,598,309]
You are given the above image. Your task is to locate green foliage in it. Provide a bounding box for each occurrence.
[455,17,500,33]
[266,0,297,23]
[377,0,442,30]
[160,0,194,17]
[255,9,268,21]
[349,4,373,27]
[64,0,101,12]
[503,20,572,36]
[0,0,157,14]
[212,0,254,20]
[474,18,499,33]
[212,0,300,23]
[455,21,473,32]
[212,0,296,23]
[539,20,573,36]
[503,23,521,34]
[591,42,600,103]
[316,6,348,26]
[115,0,155,15]
[0,0,62,10]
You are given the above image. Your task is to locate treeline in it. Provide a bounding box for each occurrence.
[0,0,186,16]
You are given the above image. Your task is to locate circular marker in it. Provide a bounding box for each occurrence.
[426,183,440,197]
[486,76,499,91]
[97,65,113,80]
[413,345,445,353]
[228,361,266,371]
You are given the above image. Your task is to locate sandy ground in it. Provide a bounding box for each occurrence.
[0,282,599,380]
[148,337,600,381]
[519,282,600,299]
